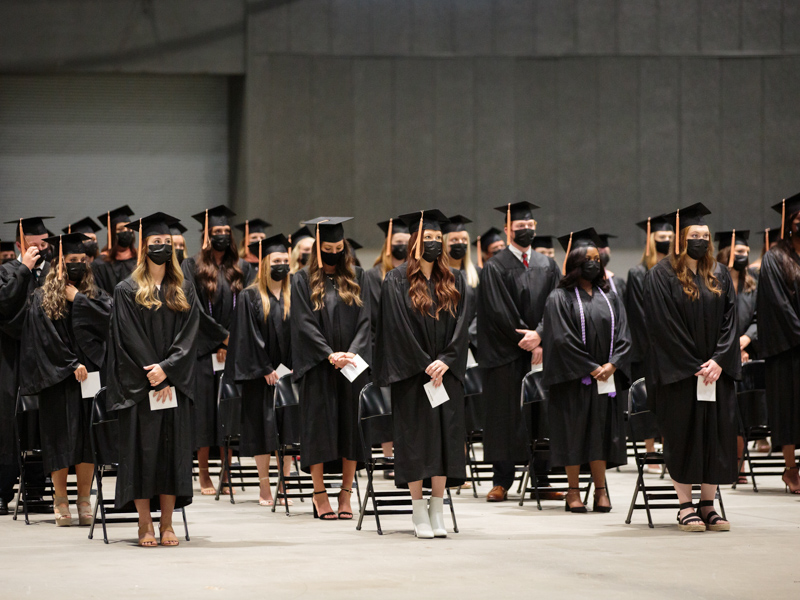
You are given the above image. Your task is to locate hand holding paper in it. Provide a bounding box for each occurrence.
[340,354,369,382]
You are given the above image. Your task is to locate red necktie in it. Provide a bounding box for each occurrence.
[522,252,528,268]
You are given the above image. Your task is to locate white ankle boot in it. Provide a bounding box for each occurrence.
[428,496,447,538]
[412,498,434,539]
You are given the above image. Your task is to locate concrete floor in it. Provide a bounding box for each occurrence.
[2,460,798,600]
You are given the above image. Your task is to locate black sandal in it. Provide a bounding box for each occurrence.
[696,500,730,531]
[564,487,587,513]
[592,486,612,513]
[337,487,354,520]
[676,501,705,532]
[312,490,337,520]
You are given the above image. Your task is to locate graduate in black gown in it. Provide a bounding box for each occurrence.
[62,217,102,264]
[182,205,252,495]
[289,226,314,274]
[644,203,739,532]
[235,218,271,273]
[19,233,111,527]
[756,195,800,494]
[291,217,371,521]
[598,233,626,299]
[624,216,674,460]
[227,235,293,507]
[750,227,780,271]
[170,223,188,266]
[473,226,506,267]
[543,229,630,513]
[375,209,468,538]
[106,212,200,547]
[0,242,15,265]
[93,205,138,295]
[476,202,560,501]
[533,235,555,259]
[0,217,52,515]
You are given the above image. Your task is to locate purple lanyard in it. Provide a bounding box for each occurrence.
[576,286,616,397]
[208,293,236,317]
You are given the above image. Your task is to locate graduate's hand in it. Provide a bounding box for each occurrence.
[144,364,167,387]
[265,371,280,385]
[65,284,78,302]
[590,365,603,380]
[74,364,88,382]
[593,363,616,382]
[695,359,722,385]
[216,348,227,364]
[426,360,449,388]
[531,346,543,365]
[155,386,173,404]
[516,329,541,351]
[741,349,750,364]
[740,335,751,350]
[21,246,39,270]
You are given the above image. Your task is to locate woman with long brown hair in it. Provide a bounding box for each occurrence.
[182,205,252,495]
[235,218,271,271]
[93,205,137,294]
[19,232,111,527]
[375,210,468,538]
[227,234,293,506]
[291,217,371,521]
[106,212,200,547]
[644,203,739,532]
[756,195,800,494]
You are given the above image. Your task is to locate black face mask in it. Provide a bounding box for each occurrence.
[448,243,467,260]
[513,228,535,248]
[174,248,185,264]
[38,246,53,265]
[580,260,602,281]
[320,249,344,266]
[116,230,135,248]
[299,252,310,266]
[600,251,610,267]
[1,257,14,265]
[65,262,87,282]
[421,241,443,263]
[732,255,749,272]
[210,234,230,252]
[685,239,708,260]
[82,241,98,257]
[654,240,671,255]
[271,264,291,281]
[391,244,408,261]
[147,244,173,265]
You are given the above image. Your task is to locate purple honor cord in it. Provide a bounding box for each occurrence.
[575,286,616,397]
[209,292,236,317]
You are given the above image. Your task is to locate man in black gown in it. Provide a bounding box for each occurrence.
[477,202,560,501]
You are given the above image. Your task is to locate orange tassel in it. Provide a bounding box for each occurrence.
[68,224,71,234]
[781,199,786,239]
[107,212,112,250]
[476,236,483,268]
[58,237,63,279]
[384,218,393,257]
[18,219,26,254]
[765,228,770,252]
[414,211,424,261]
[506,204,512,246]
[245,220,250,246]
[728,229,736,268]
[645,217,651,257]
[562,232,573,275]
[674,209,680,255]
[138,221,143,264]
[202,209,210,250]
[257,240,263,284]
[315,219,329,266]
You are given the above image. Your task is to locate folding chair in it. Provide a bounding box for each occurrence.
[215,372,248,502]
[355,383,458,535]
[461,366,486,498]
[624,378,726,527]
[88,388,189,543]
[12,392,51,524]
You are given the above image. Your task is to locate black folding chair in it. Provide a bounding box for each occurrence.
[624,378,726,527]
[88,388,189,543]
[271,375,311,515]
[215,372,247,502]
[12,392,51,524]
[355,383,458,535]
[461,366,486,498]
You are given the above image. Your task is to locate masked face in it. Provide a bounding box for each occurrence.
[65,262,87,282]
[448,243,467,260]
[299,252,310,266]
[147,243,173,265]
[580,259,602,281]
[271,264,291,281]
[655,240,671,255]
[685,239,708,260]
[421,240,443,263]
[391,244,408,261]
[320,249,344,266]
[210,234,231,252]
[513,228,535,248]
[1,257,14,265]
[38,245,53,265]
[732,254,749,272]
[174,248,185,264]
[116,230,135,248]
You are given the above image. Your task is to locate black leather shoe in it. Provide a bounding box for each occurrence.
[0,498,9,516]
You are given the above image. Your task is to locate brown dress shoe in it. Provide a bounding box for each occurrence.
[534,489,567,501]
[486,486,508,502]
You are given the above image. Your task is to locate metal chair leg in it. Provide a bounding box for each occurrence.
[446,488,459,533]
[181,507,190,541]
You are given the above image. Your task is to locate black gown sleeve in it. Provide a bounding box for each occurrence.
[346,268,372,362]
[476,260,527,366]
[182,257,229,355]
[228,289,276,382]
[756,250,800,358]
[710,268,741,378]
[290,270,334,380]
[71,288,112,370]
[435,270,469,380]
[542,288,600,386]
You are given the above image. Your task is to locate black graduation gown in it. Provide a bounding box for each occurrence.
[227,286,291,457]
[734,269,758,355]
[644,260,740,484]
[362,264,385,340]
[476,248,560,462]
[93,257,137,295]
[291,267,371,472]
[756,250,800,446]
[542,286,630,469]
[460,267,485,433]
[106,278,200,510]
[375,265,469,486]
[607,273,627,302]
[181,256,248,449]
[19,287,111,473]
[0,260,49,469]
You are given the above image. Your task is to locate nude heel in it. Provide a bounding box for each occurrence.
[77,496,93,526]
[53,495,72,527]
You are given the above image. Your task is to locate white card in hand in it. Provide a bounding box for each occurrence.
[597,374,616,396]
[149,387,178,411]
[212,354,226,372]
[466,349,479,369]
[697,377,716,402]
[340,354,369,382]
[424,381,450,408]
[80,371,101,399]
[275,363,292,378]
[530,361,543,373]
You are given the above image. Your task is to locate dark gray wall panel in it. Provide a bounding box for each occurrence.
[535,1,576,56]
[700,0,740,53]
[784,2,800,52]
[741,0,782,52]
[576,0,617,54]
[618,0,658,55]
[331,0,373,55]
[248,0,289,55]
[411,0,454,55]
[371,0,413,56]
[493,0,536,55]
[763,57,800,210]
[244,56,272,217]
[453,1,493,56]
[659,0,700,54]
[289,0,331,54]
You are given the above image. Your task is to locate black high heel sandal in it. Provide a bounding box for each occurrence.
[337,487,354,520]
[564,487,587,513]
[695,500,730,532]
[592,486,612,513]
[312,490,337,521]
[676,501,705,532]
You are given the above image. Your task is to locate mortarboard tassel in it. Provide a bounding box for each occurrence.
[476,236,483,269]
[68,224,71,234]
[562,232,573,275]
[781,199,786,239]
[728,229,736,268]
[138,221,144,264]
[645,217,651,257]
[257,240,263,284]
[58,236,63,280]
[203,209,210,250]
[765,228,770,252]
[415,211,424,261]
[506,204,512,246]
[107,212,112,250]
[19,219,26,254]
[315,219,329,266]
[384,218,393,257]
[245,220,250,247]
[675,209,680,256]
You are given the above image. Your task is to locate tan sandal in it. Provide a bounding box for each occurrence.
[77,496,93,526]
[53,495,72,527]
[198,467,216,495]
[138,524,157,547]
[159,525,180,547]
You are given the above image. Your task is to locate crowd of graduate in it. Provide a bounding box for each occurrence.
[0,194,799,545]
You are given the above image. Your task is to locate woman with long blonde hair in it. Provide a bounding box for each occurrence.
[20,232,111,527]
[227,234,294,506]
[289,226,314,274]
[291,217,371,521]
[106,212,200,547]
[644,203,739,532]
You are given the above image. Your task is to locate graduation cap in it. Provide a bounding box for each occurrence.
[62,217,101,235]
[97,205,135,250]
[4,217,54,253]
[443,215,473,235]
[771,192,800,239]
[347,238,363,251]
[42,232,89,279]
[248,232,290,268]
[533,235,554,250]
[1,241,17,253]
[597,233,617,248]
[636,215,675,257]
[472,226,505,268]
[494,202,540,245]
[234,218,272,242]
[661,203,712,256]
[289,226,313,247]
[124,212,183,263]
[377,218,410,258]
[191,205,237,250]
[170,222,187,237]
[761,227,780,250]
[715,230,750,268]
[302,217,353,265]
[557,227,604,275]
[398,210,451,261]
